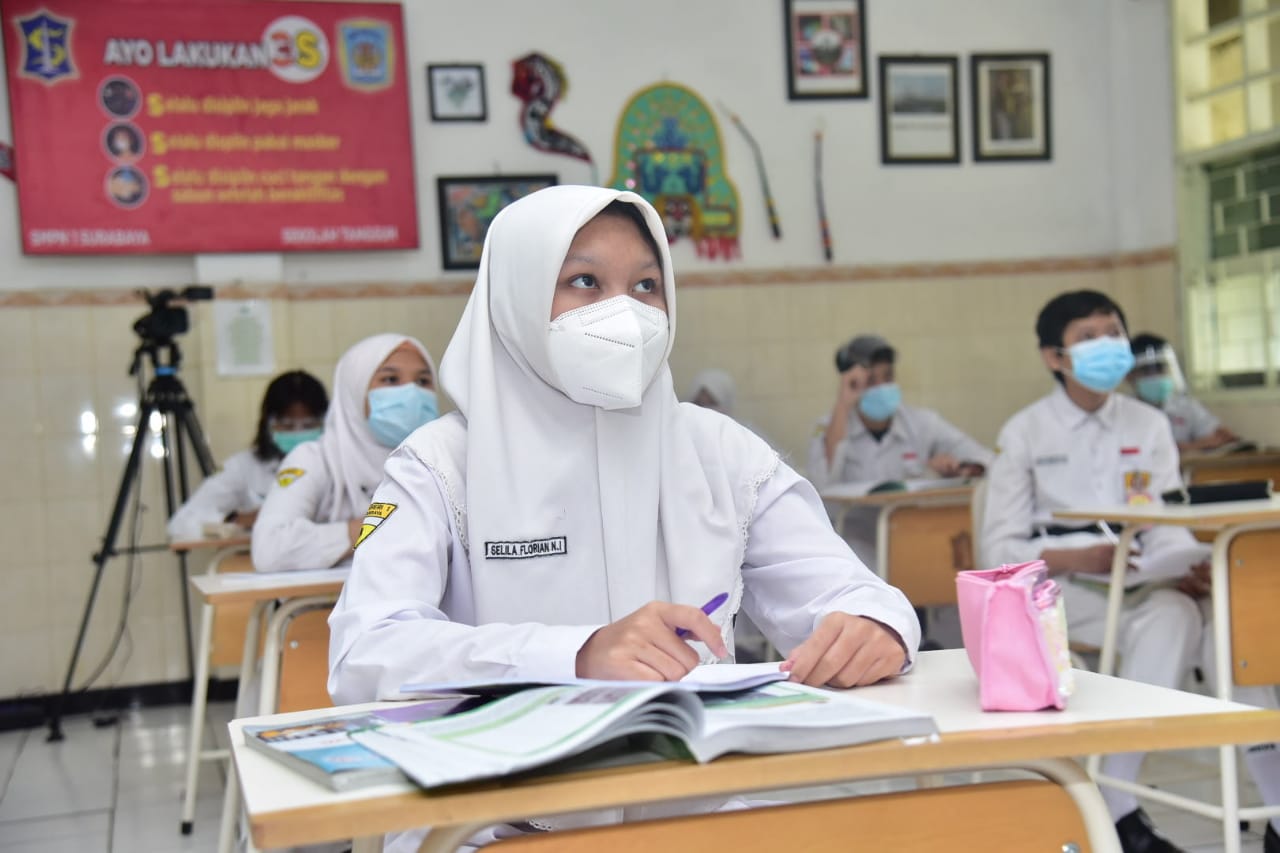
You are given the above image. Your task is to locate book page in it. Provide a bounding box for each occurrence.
[353,684,700,789]
[401,662,787,697]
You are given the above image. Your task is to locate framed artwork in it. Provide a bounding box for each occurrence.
[970,52,1051,161]
[877,55,960,165]
[427,63,487,122]
[784,0,868,100]
[436,175,557,270]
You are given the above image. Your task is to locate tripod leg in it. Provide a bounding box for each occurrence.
[160,416,196,682]
[177,399,216,477]
[47,406,153,741]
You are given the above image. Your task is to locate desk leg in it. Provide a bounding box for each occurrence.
[1212,529,1242,853]
[1023,758,1122,853]
[874,505,892,581]
[415,822,487,853]
[180,597,215,834]
[216,599,269,853]
[1088,526,1140,781]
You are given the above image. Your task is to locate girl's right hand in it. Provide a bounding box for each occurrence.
[575,601,729,681]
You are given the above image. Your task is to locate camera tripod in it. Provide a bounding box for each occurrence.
[47,338,216,742]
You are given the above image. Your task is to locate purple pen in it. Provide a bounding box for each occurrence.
[675,592,729,639]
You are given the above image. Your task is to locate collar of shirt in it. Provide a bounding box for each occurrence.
[1048,384,1118,432]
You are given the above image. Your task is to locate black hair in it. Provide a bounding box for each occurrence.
[834,341,896,373]
[599,200,664,275]
[252,370,329,461]
[1035,290,1129,349]
[1130,332,1168,355]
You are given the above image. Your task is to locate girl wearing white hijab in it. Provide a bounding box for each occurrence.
[252,334,437,572]
[328,187,916,843]
[687,368,737,415]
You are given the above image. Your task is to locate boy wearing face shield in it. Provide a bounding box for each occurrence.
[807,334,992,567]
[1128,332,1240,453]
[981,290,1280,853]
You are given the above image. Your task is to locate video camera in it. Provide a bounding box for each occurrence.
[133,286,214,344]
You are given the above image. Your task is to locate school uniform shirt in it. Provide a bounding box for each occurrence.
[1160,392,1222,445]
[165,449,277,542]
[250,440,361,571]
[982,384,1195,567]
[806,403,993,564]
[330,414,919,700]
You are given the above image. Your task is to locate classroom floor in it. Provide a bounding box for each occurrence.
[0,699,1269,852]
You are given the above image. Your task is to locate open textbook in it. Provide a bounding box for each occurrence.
[351,675,937,790]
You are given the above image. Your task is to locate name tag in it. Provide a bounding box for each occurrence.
[483,537,568,560]
[902,452,918,461]
[1120,446,1141,456]
[1034,454,1068,466]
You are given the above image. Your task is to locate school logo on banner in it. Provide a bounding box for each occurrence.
[336,19,392,92]
[16,11,76,84]
[354,502,396,548]
[277,467,306,487]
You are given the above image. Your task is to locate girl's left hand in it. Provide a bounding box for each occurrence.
[782,613,907,688]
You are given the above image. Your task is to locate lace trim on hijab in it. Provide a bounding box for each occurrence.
[721,450,781,661]
[419,457,470,553]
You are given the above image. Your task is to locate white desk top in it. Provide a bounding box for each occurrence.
[229,649,1276,846]
[189,567,348,603]
[1053,496,1280,529]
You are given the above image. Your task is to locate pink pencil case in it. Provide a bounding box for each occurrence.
[955,561,1074,711]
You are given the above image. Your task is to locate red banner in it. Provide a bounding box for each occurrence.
[1,0,417,254]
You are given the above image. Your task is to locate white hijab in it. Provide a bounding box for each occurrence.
[687,368,737,415]
[320,333,435,521]
[429,185,777,635]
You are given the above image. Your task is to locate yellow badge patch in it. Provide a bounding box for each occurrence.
[354,502,397,548]
[1124,470,1153,505]
[277,467,306,487]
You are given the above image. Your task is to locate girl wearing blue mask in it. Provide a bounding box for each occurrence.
[166,370,327,542]
[252,334,437,572]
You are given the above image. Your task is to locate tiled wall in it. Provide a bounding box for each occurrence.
[0,257,1180,698]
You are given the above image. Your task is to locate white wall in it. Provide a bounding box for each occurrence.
[0,0,1175,293]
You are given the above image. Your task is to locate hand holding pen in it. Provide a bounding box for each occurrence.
[575,595,729,682]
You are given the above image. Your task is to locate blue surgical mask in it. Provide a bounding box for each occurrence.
[1135,375,1175,407]
[1066,337,1135,393]
[858,383,901,422]
[272,427,322,455]
[367,384,439,448]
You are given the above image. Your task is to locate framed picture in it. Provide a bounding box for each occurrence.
[877,55,960,165]
[784,0,868,100]
[427,63,487,122]
[436,175,557,270]
[970,52,1051,161]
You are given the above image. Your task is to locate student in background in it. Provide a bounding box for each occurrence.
[982,290,1280,853]
[1128,332,1240,452]
[330,187,917,849]
[166,370,327,542]
[252,334,438,572]
[807,334,992,565]
[686,367,772,447]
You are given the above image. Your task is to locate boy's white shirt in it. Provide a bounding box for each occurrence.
[982,384,1198,568]
[805,403,993,565]
[250,333,435,573]
[1161,391,1222,444]
[165,448,276,541]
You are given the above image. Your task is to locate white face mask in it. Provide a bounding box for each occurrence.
[547,295,669,410]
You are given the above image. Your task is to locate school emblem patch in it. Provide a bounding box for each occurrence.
[277,467,306,487]
[16,11,76,83]
[1124,469,1153,505]
[337,19,392,91]
[354,502,396,548]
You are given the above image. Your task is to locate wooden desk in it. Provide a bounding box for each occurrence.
[1054,497,1280,851]
[1181,448,1280,486]
[188,568,348,853]
[821,484,975,606]
[228,649,1280,853]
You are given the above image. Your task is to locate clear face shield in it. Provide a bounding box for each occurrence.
[1130,343,1186,406]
